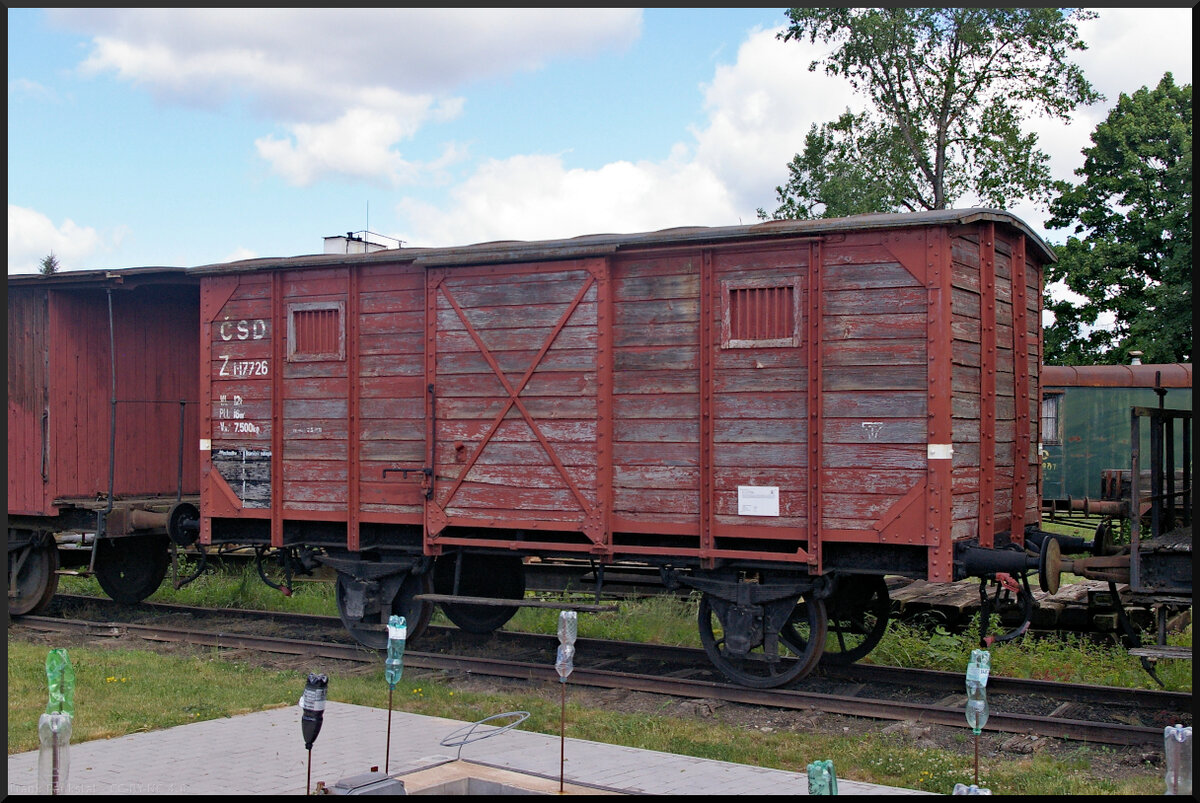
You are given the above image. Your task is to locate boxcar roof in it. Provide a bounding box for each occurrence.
[7,266,197,290]
[1042,363,1193,389]
[188,207,1056,275]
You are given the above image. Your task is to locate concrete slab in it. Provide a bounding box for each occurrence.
[7,702,931,795]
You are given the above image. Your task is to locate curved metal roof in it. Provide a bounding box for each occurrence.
[1042,363,1193,389]
[188,207,1057,275]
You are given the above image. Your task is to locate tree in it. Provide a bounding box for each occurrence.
[760,8,1100,219]
[1043,73,1192,365]
[39,252,60,275]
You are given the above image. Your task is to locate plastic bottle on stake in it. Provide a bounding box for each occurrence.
[38,649,75,795]
[965,649,990,734]
[385,615,407,689]
[1164,723,1192,795]
[556,610,577,682]
[300,673,328,750]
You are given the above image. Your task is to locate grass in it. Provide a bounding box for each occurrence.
[14,561,1189,795]
[7,637,1173,795]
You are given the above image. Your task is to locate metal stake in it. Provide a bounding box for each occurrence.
[386,686,394,774]
[52,739,60,796]
[559,682,566,794]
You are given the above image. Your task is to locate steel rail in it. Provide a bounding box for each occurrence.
[15,615,1175,746]
[44,594,1191,712]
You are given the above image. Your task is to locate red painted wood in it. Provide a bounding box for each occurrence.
[1010,236,1031,541]
[978,223,997,548]
[271,271,284,546]
[7,288,49,514]
[8,278,200,523]
[193,215,1049,582]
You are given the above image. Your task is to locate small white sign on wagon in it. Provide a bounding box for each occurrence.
[737,485,780,517]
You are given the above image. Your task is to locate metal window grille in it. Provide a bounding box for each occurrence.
[724,282,798,347]
[288,302,345,360]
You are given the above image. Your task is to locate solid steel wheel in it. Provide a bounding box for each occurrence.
[782,575,890,666]
[434,553,525,634]
[698,592,827,688]
[94,534,170,605]
[8,539,59,616]
[336,571,433,650]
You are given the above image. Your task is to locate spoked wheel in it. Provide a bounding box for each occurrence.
[94,534,170,605]
[8,537,59,616]
[782,575,890,666]
[434,553,525,634]
[336,571,433,650]
[698,592,827,688]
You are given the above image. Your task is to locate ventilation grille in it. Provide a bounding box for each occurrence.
[724,282,798,347]
[288,302,344,360]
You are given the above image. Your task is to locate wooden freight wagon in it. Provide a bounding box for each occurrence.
[195,208,1057,686]
[7,268,202,613]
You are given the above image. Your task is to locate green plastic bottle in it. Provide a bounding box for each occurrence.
[44,648,75,716]
[385,615,407,689]
[38,649,75,794]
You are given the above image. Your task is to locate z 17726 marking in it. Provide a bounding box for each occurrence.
[218,356,270,378]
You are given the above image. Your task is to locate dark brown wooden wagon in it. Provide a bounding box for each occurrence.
[186,209,1059,686]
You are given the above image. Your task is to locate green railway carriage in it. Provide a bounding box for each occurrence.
[1040,363,1192,503]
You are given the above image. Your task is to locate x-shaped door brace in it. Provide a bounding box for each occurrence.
[430,272,601,538]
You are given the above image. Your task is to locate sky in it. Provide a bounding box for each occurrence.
[7,7,1194,275]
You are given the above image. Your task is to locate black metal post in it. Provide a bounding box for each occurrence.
[974,732,980,785]
[560,682,566,794]
[386,686,393,774]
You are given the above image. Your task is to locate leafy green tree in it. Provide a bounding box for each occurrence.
[39,252,60,275]
[1044,73,1192,365]
[760,8,1100,219]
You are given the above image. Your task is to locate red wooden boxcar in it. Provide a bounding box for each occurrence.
[7,268,201,612]
[192,209,1057,685]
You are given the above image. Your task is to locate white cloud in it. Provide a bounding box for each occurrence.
[58,9,641,114]
[52,9,642,188]
[691,27,853,216]
[394,25,846,246]
[7,205,106,274]
[222,247,258,263]
[8,77,58,102]
[255,102,466,187]
[1014,9,1193,243]
[397,153,736,247]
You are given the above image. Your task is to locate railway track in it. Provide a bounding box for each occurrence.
[13,595,1190,747]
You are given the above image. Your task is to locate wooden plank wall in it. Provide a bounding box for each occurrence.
[280,268,349,513]
[819,237,928,535]
[207,274,275,510]
[46,291,110,502]
[38,287,200,504]
[949,226,1041,545]
[7,288,49,514]
[429,263,600,530]
[710,245,810,557]
[610,252,702,544]
[357,264,426,519]
[110,287,201,498]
